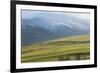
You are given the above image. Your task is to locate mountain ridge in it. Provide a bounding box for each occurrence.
[21,12,90,46]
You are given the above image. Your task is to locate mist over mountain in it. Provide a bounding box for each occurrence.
[21,11,90,46]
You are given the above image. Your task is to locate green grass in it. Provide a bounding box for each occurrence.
[21,34,90,63]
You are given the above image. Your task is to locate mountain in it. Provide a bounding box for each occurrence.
[21,12,90,46]
[21,35,90,62]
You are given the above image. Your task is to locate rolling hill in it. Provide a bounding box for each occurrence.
[21,35,90,63]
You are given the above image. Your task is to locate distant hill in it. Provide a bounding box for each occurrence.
[21,11,90,46]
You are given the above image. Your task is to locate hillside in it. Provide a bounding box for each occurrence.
[21,35,90,63]
[21,11,90,46]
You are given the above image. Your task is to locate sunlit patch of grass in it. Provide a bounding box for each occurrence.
[21,34,90,63]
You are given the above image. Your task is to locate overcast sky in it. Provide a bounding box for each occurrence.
[21,10,90,20]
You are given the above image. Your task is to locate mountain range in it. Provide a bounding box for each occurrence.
[21,11,90,46]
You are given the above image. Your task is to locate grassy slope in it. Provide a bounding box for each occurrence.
[21,34,90,63]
